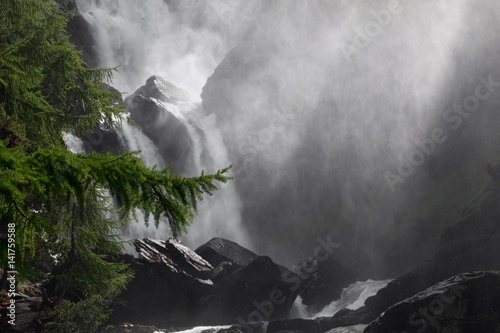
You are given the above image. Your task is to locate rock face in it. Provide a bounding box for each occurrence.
[194,238,300,324]
[364,271,500,333]
[80,83,126,155]
[125,75,198,175]
[126,75,190,105]
[135,238,214,281]
[109,238,300,327]
[195,237,259,268]
[294,256,356,312]
[218,272,500,333]
[108,239,214,327]
[67,2,99,68]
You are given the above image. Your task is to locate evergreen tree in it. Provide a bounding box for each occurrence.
[0,0,231,330]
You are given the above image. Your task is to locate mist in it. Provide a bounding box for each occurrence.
[202,0,500,275]
[76,0,262,250]
[76,0,500,277]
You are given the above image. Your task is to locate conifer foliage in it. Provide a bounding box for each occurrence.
[0,0,231,330]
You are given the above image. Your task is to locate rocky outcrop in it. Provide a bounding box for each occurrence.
[125,75,190,105]
[108,239,215,327]
[109,238,300,327]
[125,76,198,175]
[199,256,297,324]
[66,2,99,68]
[219,271,500,333]
[81,83,126,155]
[294,256,356,313]
[82,127,126,155]
[194,238,300,324]
[134,238,214,282]
[196,237,259,269]
[364,271,500,333]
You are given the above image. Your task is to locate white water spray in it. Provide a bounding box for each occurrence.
[75,0,260,249]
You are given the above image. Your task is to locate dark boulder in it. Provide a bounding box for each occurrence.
[67,3,99,68]
[195,237,259,269]
[81,83,125,155]
[364,271,500,333]
[198,256,299,324]
[81,127,125,155]
[134,238,214,281]
[194,237,301,324]
[108,238,302,327]
[196,238,298,292]
[107,238,214,327]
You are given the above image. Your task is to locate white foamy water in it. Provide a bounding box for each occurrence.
[314,279,392,318]
[287,279,391,332]
[172,326,230,333]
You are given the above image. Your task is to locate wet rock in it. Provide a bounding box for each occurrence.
[194,238,300,324]
[125,76,197,175]
[108,238,214,327]
[199,256,299,324]
[135,238,214,280]
[125,75,190,105]
[195,238,259,269]
[80,83,125,155]
[364,271,500,333]
[67,4,99,68]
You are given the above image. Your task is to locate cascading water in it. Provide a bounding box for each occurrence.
[174,279,391,333]
[75,0,261,249]
[68,1,500,331]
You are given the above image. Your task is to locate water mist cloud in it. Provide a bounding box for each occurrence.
[202,0,500,274]
[76,0,263,251]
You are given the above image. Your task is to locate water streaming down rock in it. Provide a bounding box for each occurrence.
[75,0,261,249]
[312,280,392,319]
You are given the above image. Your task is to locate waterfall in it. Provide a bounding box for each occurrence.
[75,0,261,249]
[74,0,500,285]
[312,279,392,318]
